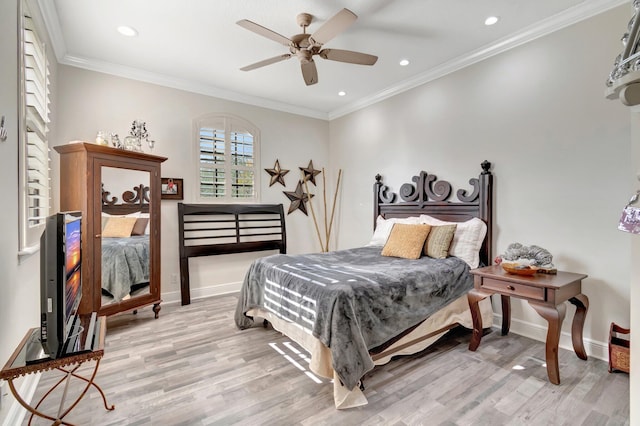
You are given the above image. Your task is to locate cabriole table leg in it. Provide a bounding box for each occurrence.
[569,294,589,360]
[467,289,491,351]
[529,301,567,385]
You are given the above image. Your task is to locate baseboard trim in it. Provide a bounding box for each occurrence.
[161,285,610,361]
[162,281,242,305]
[1,373,40,426]
[492,313,608,362]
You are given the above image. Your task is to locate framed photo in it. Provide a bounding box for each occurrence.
[161,178,183,200]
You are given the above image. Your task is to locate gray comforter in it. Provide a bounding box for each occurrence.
[102,235,150,301]
[235,246,473,390]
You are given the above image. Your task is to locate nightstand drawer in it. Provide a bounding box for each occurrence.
[479,278,546,301]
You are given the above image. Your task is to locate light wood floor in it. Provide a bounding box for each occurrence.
[25,295,629,425]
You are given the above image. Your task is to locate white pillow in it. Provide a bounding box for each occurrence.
[368,215,421,246]
[419,215,487,268]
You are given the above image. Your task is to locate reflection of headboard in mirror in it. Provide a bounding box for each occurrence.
[102,183,150,214]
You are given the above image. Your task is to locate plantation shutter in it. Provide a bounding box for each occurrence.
[228,122,255,198]
[20,10,50,251]
[197,116,259,201]
[199,127,226,198]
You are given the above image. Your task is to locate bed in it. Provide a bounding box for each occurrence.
[101,184,151,303]
[235,161,495,408]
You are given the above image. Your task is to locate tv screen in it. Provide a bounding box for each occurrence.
[64,216,81,328]
[39,211,82,359]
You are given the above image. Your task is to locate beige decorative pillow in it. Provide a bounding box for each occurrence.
[420,215,487,268]
[381,223,432,260]
[138,212,151,234]
[424,224,457,259]
[102,216,137,238]
[131,217,150,236]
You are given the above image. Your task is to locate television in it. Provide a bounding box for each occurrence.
[38,211,83,359]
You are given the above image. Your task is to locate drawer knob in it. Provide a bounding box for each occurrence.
[507,285,515,291]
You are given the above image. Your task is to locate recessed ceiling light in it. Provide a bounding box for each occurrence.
[117,26,138,37]
[399,59,410,66]
[338,91,346,97]
[484,16,499,26]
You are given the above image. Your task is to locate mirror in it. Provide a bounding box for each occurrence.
[100,166,151,307]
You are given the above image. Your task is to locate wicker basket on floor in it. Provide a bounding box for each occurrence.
[608,322,630,374]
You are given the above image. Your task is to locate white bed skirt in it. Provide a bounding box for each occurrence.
[247,294,493,409]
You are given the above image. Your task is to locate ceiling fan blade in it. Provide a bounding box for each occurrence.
[319,49,378,65]
[237,19,292,46]
[309,8,357,46]
[301,60,318,86]
[240,54,292,71]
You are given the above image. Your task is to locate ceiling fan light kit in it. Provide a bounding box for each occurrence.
[237,8,378,86]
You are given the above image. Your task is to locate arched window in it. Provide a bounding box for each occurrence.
[194,114,260,202]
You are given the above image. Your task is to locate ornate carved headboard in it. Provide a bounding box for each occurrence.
[373,161,494,266]
[101,183,150,215]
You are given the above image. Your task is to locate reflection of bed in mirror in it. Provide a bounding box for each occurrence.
[101,183,151,305]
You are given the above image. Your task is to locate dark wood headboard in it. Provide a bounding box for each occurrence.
[373,160,494,266]
[102,183,150,214]
[178,203,287,305]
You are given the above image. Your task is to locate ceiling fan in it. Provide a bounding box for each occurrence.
[237,8,378,86]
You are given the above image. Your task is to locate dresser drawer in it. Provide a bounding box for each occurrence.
[479,278,546,301]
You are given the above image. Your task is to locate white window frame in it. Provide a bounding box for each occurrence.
[193,114,261,202]
[18,0,51,254]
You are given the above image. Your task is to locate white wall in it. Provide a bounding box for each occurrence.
[329,6,632,358]
[629,110,639,426]
[53,66,330,301]
[0,0,58,420]
[0,0,21,369]
[0,4,26,402]
[0,0,60,365]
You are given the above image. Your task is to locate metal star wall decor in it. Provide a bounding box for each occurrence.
[299,160,322,186]
[283,180,314,215]
[265,159,289,187]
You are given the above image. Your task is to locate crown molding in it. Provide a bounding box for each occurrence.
[36,0,327,119]
[328,0,629,120]
[59,55,329,120]
[38,0,627,122]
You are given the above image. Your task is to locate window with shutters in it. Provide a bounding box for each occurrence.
[19,1,50,252]
[194,114,260,202]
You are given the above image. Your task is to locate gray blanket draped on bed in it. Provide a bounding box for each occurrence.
[234,246,473,391]
[102,235,150,301]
